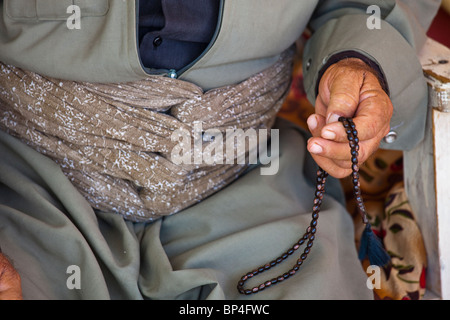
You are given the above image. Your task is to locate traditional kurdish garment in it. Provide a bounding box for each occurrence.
[0,0,439,300]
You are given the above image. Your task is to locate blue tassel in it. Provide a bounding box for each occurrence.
[358,223,391,266]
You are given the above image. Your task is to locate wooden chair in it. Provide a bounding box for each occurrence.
[404,37,450,300]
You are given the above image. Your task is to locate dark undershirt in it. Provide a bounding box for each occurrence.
[138,1,388,95]
[138,0,220,71]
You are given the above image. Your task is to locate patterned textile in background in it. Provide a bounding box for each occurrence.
[278,50,428,300]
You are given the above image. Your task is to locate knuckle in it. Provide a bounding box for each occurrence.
[358,147,367,162]
[330,92,358,109]
[368,121,379,137]
[336,159,352,169]
[333,168,353,179]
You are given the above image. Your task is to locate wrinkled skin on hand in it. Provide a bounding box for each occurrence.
[307,58,393,179]
[0,253,22,300]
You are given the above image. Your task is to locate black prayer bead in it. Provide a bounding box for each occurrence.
[237,117,365,295]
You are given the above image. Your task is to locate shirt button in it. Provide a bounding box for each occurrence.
[306,58,312,71]
[153,36,163,47]
[383,131,398,144]
[168,69,177,79]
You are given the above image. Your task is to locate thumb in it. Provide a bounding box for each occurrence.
[318,59,373,124]
[325,71,362,124]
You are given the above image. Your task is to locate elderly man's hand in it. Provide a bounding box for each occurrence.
[306,58,393,178]
[0,253,22,300]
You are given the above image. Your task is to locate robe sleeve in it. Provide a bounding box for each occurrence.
[302,0,441,150]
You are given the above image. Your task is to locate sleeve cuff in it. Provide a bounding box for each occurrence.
[314,50,390,97]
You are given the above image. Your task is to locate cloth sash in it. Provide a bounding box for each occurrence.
[0,49,294,222]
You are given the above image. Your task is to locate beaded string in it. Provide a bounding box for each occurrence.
[237,116,365,295]
[340,117,369,224]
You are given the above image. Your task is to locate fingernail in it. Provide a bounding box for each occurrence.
[327,113,340,124]
[322,129,336,140]
[307,115,317,131]
[309,142,323,154]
